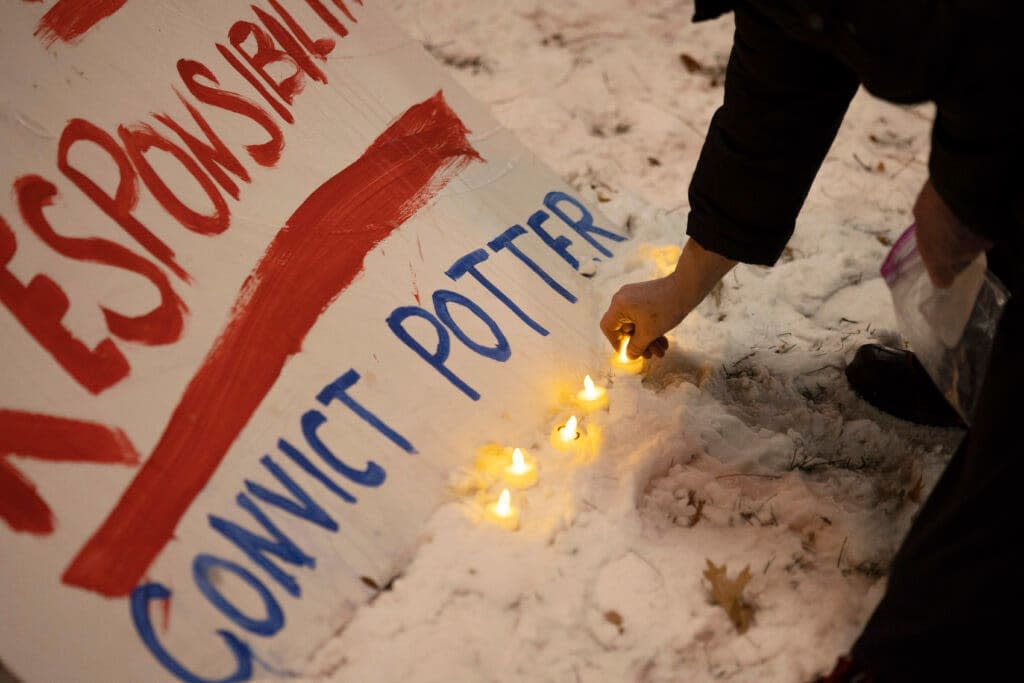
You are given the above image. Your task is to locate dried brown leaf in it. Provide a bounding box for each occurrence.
[703,559,754,633]
[603,610,624,633]
[679,53,703,73]
[688,499,705,527]
[686,490,706,527]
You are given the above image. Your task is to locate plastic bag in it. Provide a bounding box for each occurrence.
[881,224,1009,425]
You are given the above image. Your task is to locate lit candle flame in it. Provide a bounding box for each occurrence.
[576,374,607,411]
[560,415,579,441]
[495,488,512,517]
[510,447,527,473]
[612,336,643,374]
[618,336,632,362]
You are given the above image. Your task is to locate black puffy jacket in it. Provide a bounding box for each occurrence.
[687,0,1022,286]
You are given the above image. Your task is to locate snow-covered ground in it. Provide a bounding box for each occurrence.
[301,2,963,681]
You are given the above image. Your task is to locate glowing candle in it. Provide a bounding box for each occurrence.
[560,416,579,441]
[502,447,538,489]
[648,244,682,277]
[550,415,582,450]
[611,336,643,374]
[486,488,520,530]
[575,374,608,411]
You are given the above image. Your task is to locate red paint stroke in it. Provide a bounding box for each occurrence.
[160,590,172,632]
[229,21,308,113]
[329,0,360,24]
[304,0,353,38]
[1,216,131,394]
[217,43,294,125]
[16,175,187,347]
[269,0,335,61]
[59,118,192,284]
[0,410,140,535]
[64,91,481,597]
[34,0,129,46]
[253,6,327,86]
[409,262,420,305]
[118,123,230,236]
[177,59,285,169]
[156,94,252,201]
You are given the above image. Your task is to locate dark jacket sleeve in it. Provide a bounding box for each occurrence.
[927,4,1023,250]
[686,5,858,266]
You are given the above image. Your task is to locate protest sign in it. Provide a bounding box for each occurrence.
[0,2,627,680]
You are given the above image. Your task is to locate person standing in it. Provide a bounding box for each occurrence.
[599,2,1022,679]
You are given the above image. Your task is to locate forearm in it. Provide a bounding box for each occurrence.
[669,238,737,317]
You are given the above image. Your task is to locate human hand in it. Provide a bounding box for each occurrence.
[599,238,737,359]
[913,178,992,288]
[599,276,683,359]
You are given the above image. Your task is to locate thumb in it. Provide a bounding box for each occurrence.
[625,326,654,359]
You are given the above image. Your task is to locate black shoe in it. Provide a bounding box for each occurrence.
[845,344,965,429]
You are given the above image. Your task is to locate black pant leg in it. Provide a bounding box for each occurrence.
[852,295,1022,680]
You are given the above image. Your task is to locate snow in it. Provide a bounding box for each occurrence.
[298,1,964,681]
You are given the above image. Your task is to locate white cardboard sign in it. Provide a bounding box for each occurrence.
[0,2,628,681]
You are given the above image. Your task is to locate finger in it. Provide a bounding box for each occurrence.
[651,336,669,358]
[600,305,639,352]
[599,306,625,350]
[646,338,666,359]
[626,335,648,359]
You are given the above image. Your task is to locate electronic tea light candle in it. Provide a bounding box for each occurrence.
[486,488,520,530]
[502,448,537,489]
[611,336,643,374]
[575,374,608,411]
[550,415,581,451]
